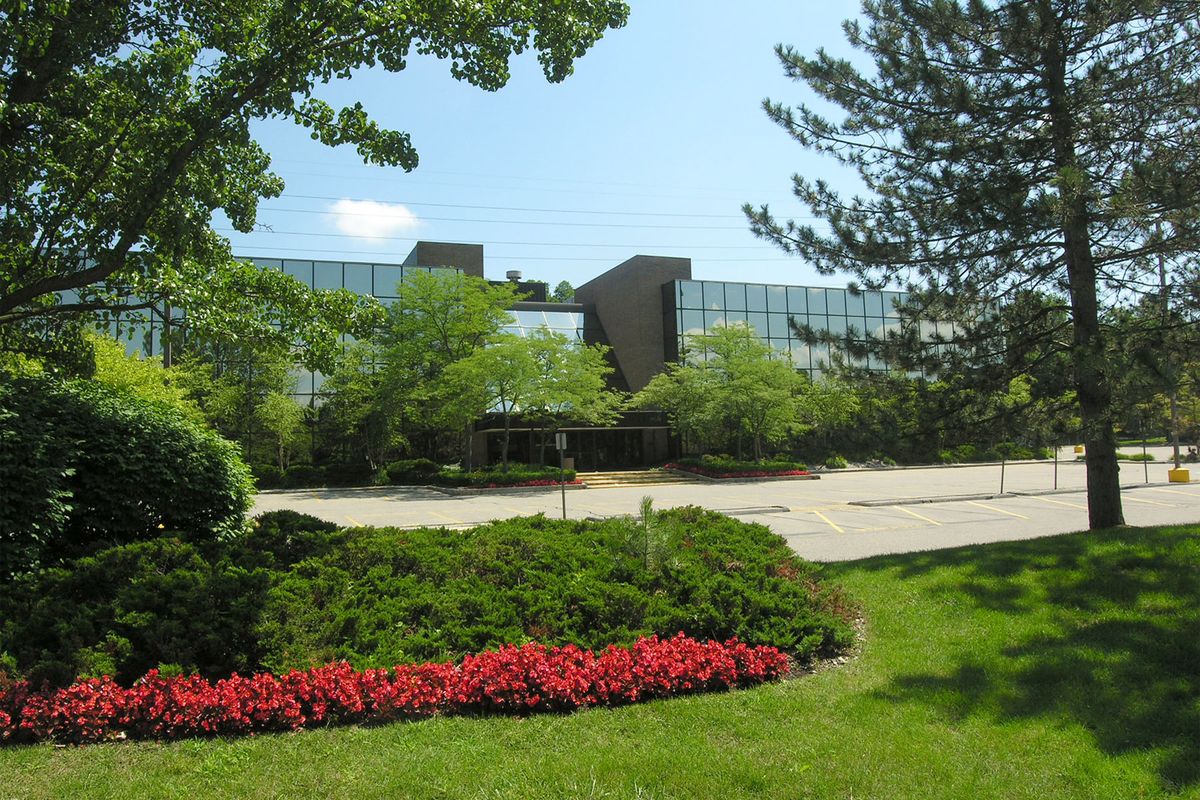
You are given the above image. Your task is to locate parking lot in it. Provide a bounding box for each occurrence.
[253,460,1200,561]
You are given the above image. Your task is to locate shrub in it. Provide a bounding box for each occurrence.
[282,464,325,488]
[0,510,853,693]
[254,509,852,671]
[384,458,440,484]
[252,464,284,489]
[0,537,270,686]
[321,461,375,487]
[672,456,808,477]
[824,454,849,469]
[0,375,252,576]
[434,463,576,487]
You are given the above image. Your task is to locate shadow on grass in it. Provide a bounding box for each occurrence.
[846,525,1200,792]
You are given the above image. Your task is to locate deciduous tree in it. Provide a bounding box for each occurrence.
[0,0,628,356]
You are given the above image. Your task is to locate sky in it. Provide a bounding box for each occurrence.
[223,2,868,289]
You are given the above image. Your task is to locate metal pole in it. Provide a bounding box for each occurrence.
[560,444,567,520]
[1053,444,1058,490]
[1143,431,1149,484]
[1000,457,1006,495]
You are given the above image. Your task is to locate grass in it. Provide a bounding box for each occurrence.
[1118,437,1169,447]
[3,523,1197,799]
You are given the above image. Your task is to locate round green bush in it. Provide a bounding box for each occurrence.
[0,374,253,575]
[0,536,270,685]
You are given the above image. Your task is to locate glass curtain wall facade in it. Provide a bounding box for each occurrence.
[670,279,910,378]
[501,308,586,342]
[246,258,459,406]
[100,257,460,407]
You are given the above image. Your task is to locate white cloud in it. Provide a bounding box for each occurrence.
[329,198,420,239]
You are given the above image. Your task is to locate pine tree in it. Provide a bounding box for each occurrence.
[747,0,1200,528]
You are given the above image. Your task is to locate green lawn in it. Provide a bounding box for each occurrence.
[3,524,1197,799]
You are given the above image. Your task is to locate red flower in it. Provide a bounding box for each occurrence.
[0,636,788,746]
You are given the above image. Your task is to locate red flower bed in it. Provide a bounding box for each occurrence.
[665,463,810,479]
[0,635,788,745]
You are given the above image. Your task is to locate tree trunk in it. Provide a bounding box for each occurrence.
[1043,11,1124,529]
[463,424,474,471]
[501,410,511,473]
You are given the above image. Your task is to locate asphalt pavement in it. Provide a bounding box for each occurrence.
[253,456,1199,562]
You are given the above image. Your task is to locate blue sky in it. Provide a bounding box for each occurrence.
[224,2,866,289]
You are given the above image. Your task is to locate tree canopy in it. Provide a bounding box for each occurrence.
[0,0,628,356]
[634,323,839,460]
[748,0,1200,528]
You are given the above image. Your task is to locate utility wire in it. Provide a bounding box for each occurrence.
[217,227,778,250]
[250,206,755,230]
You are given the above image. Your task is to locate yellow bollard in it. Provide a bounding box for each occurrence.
[1073,445,1084,455]
[1167,468,1191,483]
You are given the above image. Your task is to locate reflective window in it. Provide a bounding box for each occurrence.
[314,261,342,290]
[844,291,865,316]
[864,291,884,317]
[283,260,312,287]
[827,316,847,336]
[826,289,846,315]
[792,345,811,369]
[767,286,788,313]
[768,313,792,339]
[681,309,705,335]
[787,286,807,314]
[746,312,768,336]
[703,310,726,329]
[374,265,403,296]
[679,281,703,309]
[723,309,746,326]
[344,263,372,294]
[883,291,904,318]
[808,314,828,334]
[724,282,746,311]
[807,288,827,315]
[703,282,725,310]
[251,257,283,271]
[746,284,768,312]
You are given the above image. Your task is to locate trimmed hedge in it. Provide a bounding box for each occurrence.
[384,461,577,488]
[0,374,253,576]
[938,442,1053,464]
[670,455,809,478]
[0,510,853,684]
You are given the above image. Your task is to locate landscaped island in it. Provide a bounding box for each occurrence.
[0,508,854,745]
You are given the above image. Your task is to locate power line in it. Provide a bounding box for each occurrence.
[228,243,800,263]
[283,193,755,219]
[269,158,796,197]
[217,227,778,250]
[254,206,758,231]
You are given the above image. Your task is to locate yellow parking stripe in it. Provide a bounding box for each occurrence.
[345,515,363,527]
[812,510,845,534]
[1029,495,1087,510]
[966,500,1029,519]
[1147,487,1199,497]
[892,506,942,526]
[1119,494,1171,507]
